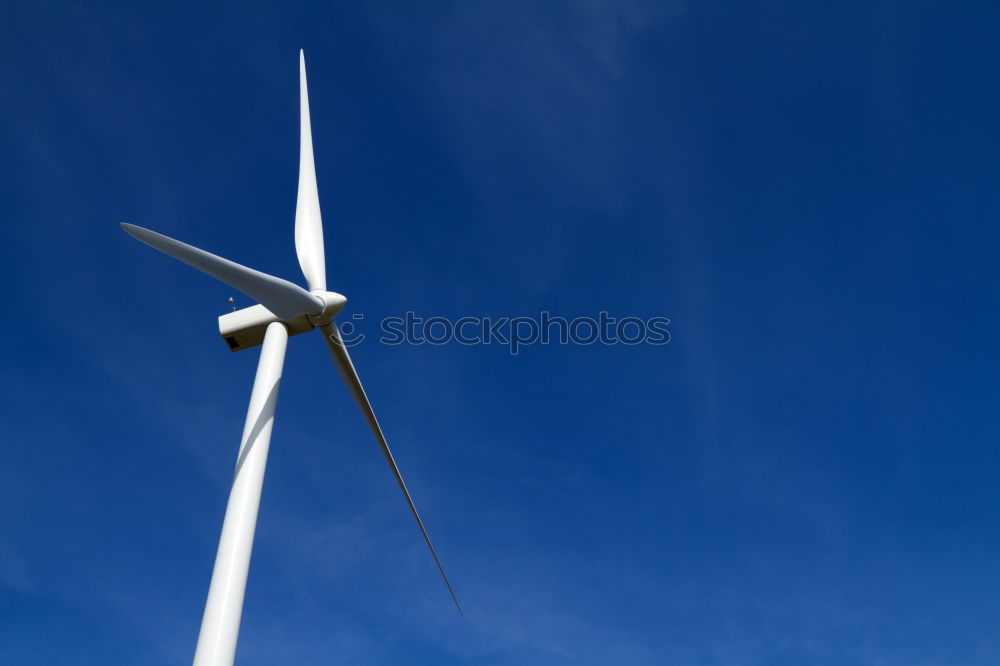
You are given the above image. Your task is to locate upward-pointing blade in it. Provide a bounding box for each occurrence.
[294,50,326,292]
[320,323,463,614]
[121,223,324,320]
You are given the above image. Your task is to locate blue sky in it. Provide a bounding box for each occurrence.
[2,2,999,664]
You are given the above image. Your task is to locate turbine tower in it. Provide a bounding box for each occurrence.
[122,51,460,666]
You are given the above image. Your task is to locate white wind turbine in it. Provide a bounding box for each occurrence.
[122,51,460,666]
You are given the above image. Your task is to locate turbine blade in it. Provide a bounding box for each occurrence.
[320,322,462,614]
[294,50,327,292]
[121,223,324,320]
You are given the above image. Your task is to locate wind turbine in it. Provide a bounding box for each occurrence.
[122,51,460,666]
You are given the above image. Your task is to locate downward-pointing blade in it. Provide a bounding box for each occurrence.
[121,223,324,320]
[320,322,462,614]
[294,50,326,292]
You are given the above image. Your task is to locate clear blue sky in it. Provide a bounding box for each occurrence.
[2,2,999,664]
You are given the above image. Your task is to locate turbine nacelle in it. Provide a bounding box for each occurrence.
[219,290,346,352]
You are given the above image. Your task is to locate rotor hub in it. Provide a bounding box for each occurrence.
[307,290,347,326]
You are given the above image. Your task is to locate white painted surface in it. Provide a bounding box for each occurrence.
[120,223,323,319]
[192,321,289,666]
[294,50,326,292]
